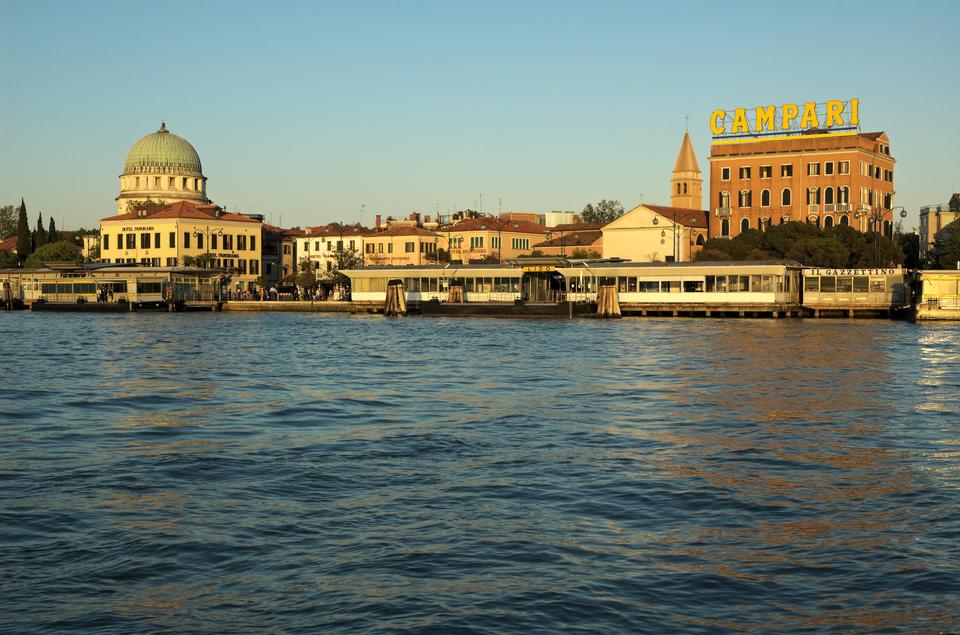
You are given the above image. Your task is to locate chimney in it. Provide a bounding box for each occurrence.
[375,214,381,229]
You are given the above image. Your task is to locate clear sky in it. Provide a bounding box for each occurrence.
[1,0,957,231]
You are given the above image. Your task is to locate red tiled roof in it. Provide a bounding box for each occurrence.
[0,236,17,251]
[101,201,260,223]
[533,230,603,248]
[445,217,547,234]
[550,222,603,232]
[365,225,440,238]
[644,205,710,229]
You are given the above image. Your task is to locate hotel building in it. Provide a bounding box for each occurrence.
[709,128,895,239]
[443,217,547,264]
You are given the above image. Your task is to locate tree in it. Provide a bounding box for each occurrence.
[332,246,362,272]
[929,219,960,269]
[581,199,624,225]
[0,250,17,268]
[24,240,82,268]
[33,211,47,250]
[126,199,166,216]
[295,270,317,291]
[570,248,601,259]
[48,216,58,243]
[16,199,31,261]
[695,221,904,267]
[0,204,16,238]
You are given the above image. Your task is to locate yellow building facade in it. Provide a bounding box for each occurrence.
[443,217,547,263]
[363,225,444,266]
[99,201,263,286]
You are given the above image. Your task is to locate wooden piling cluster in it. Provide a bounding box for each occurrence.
[596,284,621,318]
[384,279,407,316]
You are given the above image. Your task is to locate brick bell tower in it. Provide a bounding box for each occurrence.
[671,131,702,209]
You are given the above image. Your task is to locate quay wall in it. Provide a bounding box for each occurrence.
[223,300,383,313]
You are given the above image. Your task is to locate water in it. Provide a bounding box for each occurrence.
[1,312,958,634]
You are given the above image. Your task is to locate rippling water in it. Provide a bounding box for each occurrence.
[1,312,958,633]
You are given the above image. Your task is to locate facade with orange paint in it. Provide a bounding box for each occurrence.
[708,131,895,240]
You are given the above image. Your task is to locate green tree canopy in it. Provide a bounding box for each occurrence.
[296,270,317,290]
[33,211,47,250]
[24,240,82,268]
[581,199,625,225]
[0,204,16,238]
[48,216,57,243]
[696,221,904,268]
[16,199,31,260]
[928,219,960,269]
[0,250,17,268]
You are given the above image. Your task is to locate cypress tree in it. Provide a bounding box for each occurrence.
[34,212,46,250]
[15,198,30,263]
[48,217,58,244]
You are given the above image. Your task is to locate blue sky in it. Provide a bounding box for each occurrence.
[1,0,957,230]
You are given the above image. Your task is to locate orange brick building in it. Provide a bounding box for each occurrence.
[708,131,895,239]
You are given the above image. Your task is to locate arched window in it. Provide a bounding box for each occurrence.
[721,219,730,237]
[782,188,792,206]
[840,215,849,226]
[696,234,705,246]
[760,217,770,231]
[683,183,688,194]
[740,218,750,233]
[719,191,730,208]
[824,187,834,205]
[761,189,770,207]
[838,186,849,205]
[807,188,820,205]
[824,216,834,228]
[677,183,681,195]
[738,190,752,208]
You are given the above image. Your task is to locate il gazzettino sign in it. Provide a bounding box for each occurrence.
[710,99,860,142]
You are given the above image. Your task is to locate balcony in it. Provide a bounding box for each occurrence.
[837,203,851,212]
[807,204,820,214]
[715,207,732,217]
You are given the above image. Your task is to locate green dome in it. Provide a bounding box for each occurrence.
[123,123,203,176]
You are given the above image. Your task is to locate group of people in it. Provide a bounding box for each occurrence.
[96,286,115,303]
[222,285,348,302]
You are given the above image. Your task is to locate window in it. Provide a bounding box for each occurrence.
[820,276,836,292]
[238,235,247,250]
[169,232,176,248]
[807,188,820,205]
[825,161,834,175]
[511,238,529,250]
[154,232,160,249]
[140,233,150,249]
[853,277,869,292]
[838,161,850,175]
[183,233,190,249]
[349,240,355,249]
[168,177,175,188]
[388,243,393,253]
[154,177,160,188]
[491,236,501,248]
[759,165,772,178]
[781,164,793,177]
[470,236,484,248]
[824,216,834,228]
[126,234,136,249]
[782,188,792,206]
[838,186,849,205]
[738,190,752,208]
[804,277,819,292]
[824,187,834,205]
[807,162,820,176]
[182,177,188,189]
[377,242,384,253]
[365,243,375,254]
[211,234,218,250]
[741,218,750,233]
[197,234,204,249]
[721,167,730,181]
[840,215,849,226]
[225,235,234,250]
[166,257,177,266]
[721,218,730,237]
[719,191,731,208]
[739,166,751,179]
[103,234,110,250]
[250,236,256,251]
[761,189,770,207]
[405,242,415,253]
[250,260,259,275]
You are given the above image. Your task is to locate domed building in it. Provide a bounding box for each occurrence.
[116,123,210,214]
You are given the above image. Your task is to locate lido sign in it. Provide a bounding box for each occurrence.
[710,99,859,140]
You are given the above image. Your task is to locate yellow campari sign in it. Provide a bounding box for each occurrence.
[710,99,859,138]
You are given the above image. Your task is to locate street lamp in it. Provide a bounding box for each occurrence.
[192,226,223,268]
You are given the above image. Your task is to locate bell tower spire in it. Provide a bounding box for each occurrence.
[671,131,702,209]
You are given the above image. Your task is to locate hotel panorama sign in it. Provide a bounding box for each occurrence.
[710,99,859,141]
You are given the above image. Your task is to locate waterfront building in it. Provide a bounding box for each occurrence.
[443,216,547,263]
[602,204,708,262]
[116,123,210,214]
[708,101,895,239]
[919,194,960,261]
[532,223,604,257]
[99,201,263,288]
[262,225,301,283]
[296,224,368,273]
[916,269,960,320]
[363,223,444,266]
